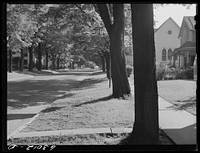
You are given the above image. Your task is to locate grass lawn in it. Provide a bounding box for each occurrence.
[157,80,196,115]
[9,73,194,145]
[20,74,134,133]
[8,130,173,145]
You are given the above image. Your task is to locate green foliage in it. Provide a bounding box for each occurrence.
[6,4,133,71]
[156,63,194,80]
[84,61,97,69]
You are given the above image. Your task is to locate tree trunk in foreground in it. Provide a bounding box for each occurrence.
[97,4,130,98]
[130,4,159,144]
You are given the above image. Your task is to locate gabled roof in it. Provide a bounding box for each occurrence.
[184,16,195,30]
[154,17,180,33]
[178,16,195,38]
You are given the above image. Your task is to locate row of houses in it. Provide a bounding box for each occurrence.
[155,16,196,69]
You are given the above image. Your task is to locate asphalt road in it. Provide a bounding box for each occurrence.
[7,73,90,137]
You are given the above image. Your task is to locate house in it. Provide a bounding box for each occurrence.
[174,16,196,69]
[154,17,180,67]
[7,48,46,70]
[8,49,29,70]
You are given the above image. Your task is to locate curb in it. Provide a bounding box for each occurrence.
[7,114,40,140]
[8,128,133,139]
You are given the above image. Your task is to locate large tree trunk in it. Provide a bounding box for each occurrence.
[19,48,24,72]
[45,51,49,70]
[130,4,159,144]
[97,4,130,98]
[28,45,34,71]
[8,49,12,73]
[37,43,42,71]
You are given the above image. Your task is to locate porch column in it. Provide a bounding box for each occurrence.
[186,51,190,68]
[180,55,184,68]
[171,55,174,65]
[193,55,197,80]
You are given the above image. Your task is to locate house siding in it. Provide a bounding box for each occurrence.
[175,16,196,70]
[155,18,180,67]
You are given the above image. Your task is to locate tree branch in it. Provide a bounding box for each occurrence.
[96,4,113,34]
[75,4,106,29]
[75,4,87,14]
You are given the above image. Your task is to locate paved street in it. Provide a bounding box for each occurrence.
[7,73,90,136]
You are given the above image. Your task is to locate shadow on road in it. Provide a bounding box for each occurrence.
[7,76,107,109]
[7,114,36,120]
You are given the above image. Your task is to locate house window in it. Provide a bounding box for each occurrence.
[24,52,28,57]
[168,49,173,60]
[162,49,166,61]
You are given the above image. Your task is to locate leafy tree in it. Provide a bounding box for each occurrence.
[7,4,38,72]
[7,4,49,72]
[96,4,131,98]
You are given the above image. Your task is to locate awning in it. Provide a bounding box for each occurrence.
[174,41,196,54]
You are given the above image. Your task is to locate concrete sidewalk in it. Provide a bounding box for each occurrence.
[7,72,34,81]
[159,97,196,145]
[8,96,196,145]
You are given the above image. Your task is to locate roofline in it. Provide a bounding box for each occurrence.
[178,16,195,38]
[155,17,180,33]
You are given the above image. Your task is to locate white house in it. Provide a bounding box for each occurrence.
[174,16,196,68]
[174,16,196,80]
[154,17,180,67]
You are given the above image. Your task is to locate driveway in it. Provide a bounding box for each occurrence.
[7,73,91,137]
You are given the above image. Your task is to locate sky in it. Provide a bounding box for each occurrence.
[153,4,197,29]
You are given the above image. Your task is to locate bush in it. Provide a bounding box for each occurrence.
[84,61,97,69]
[156,63,172,80]
[126,65,133,77]
[156,63,194,80]
[178,68,193,79]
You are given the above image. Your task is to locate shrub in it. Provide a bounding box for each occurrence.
[126,65,133,77]
[156,63,172,80]
[178,68,193,79]
[156,63,194,80]
[84,61,96,69]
